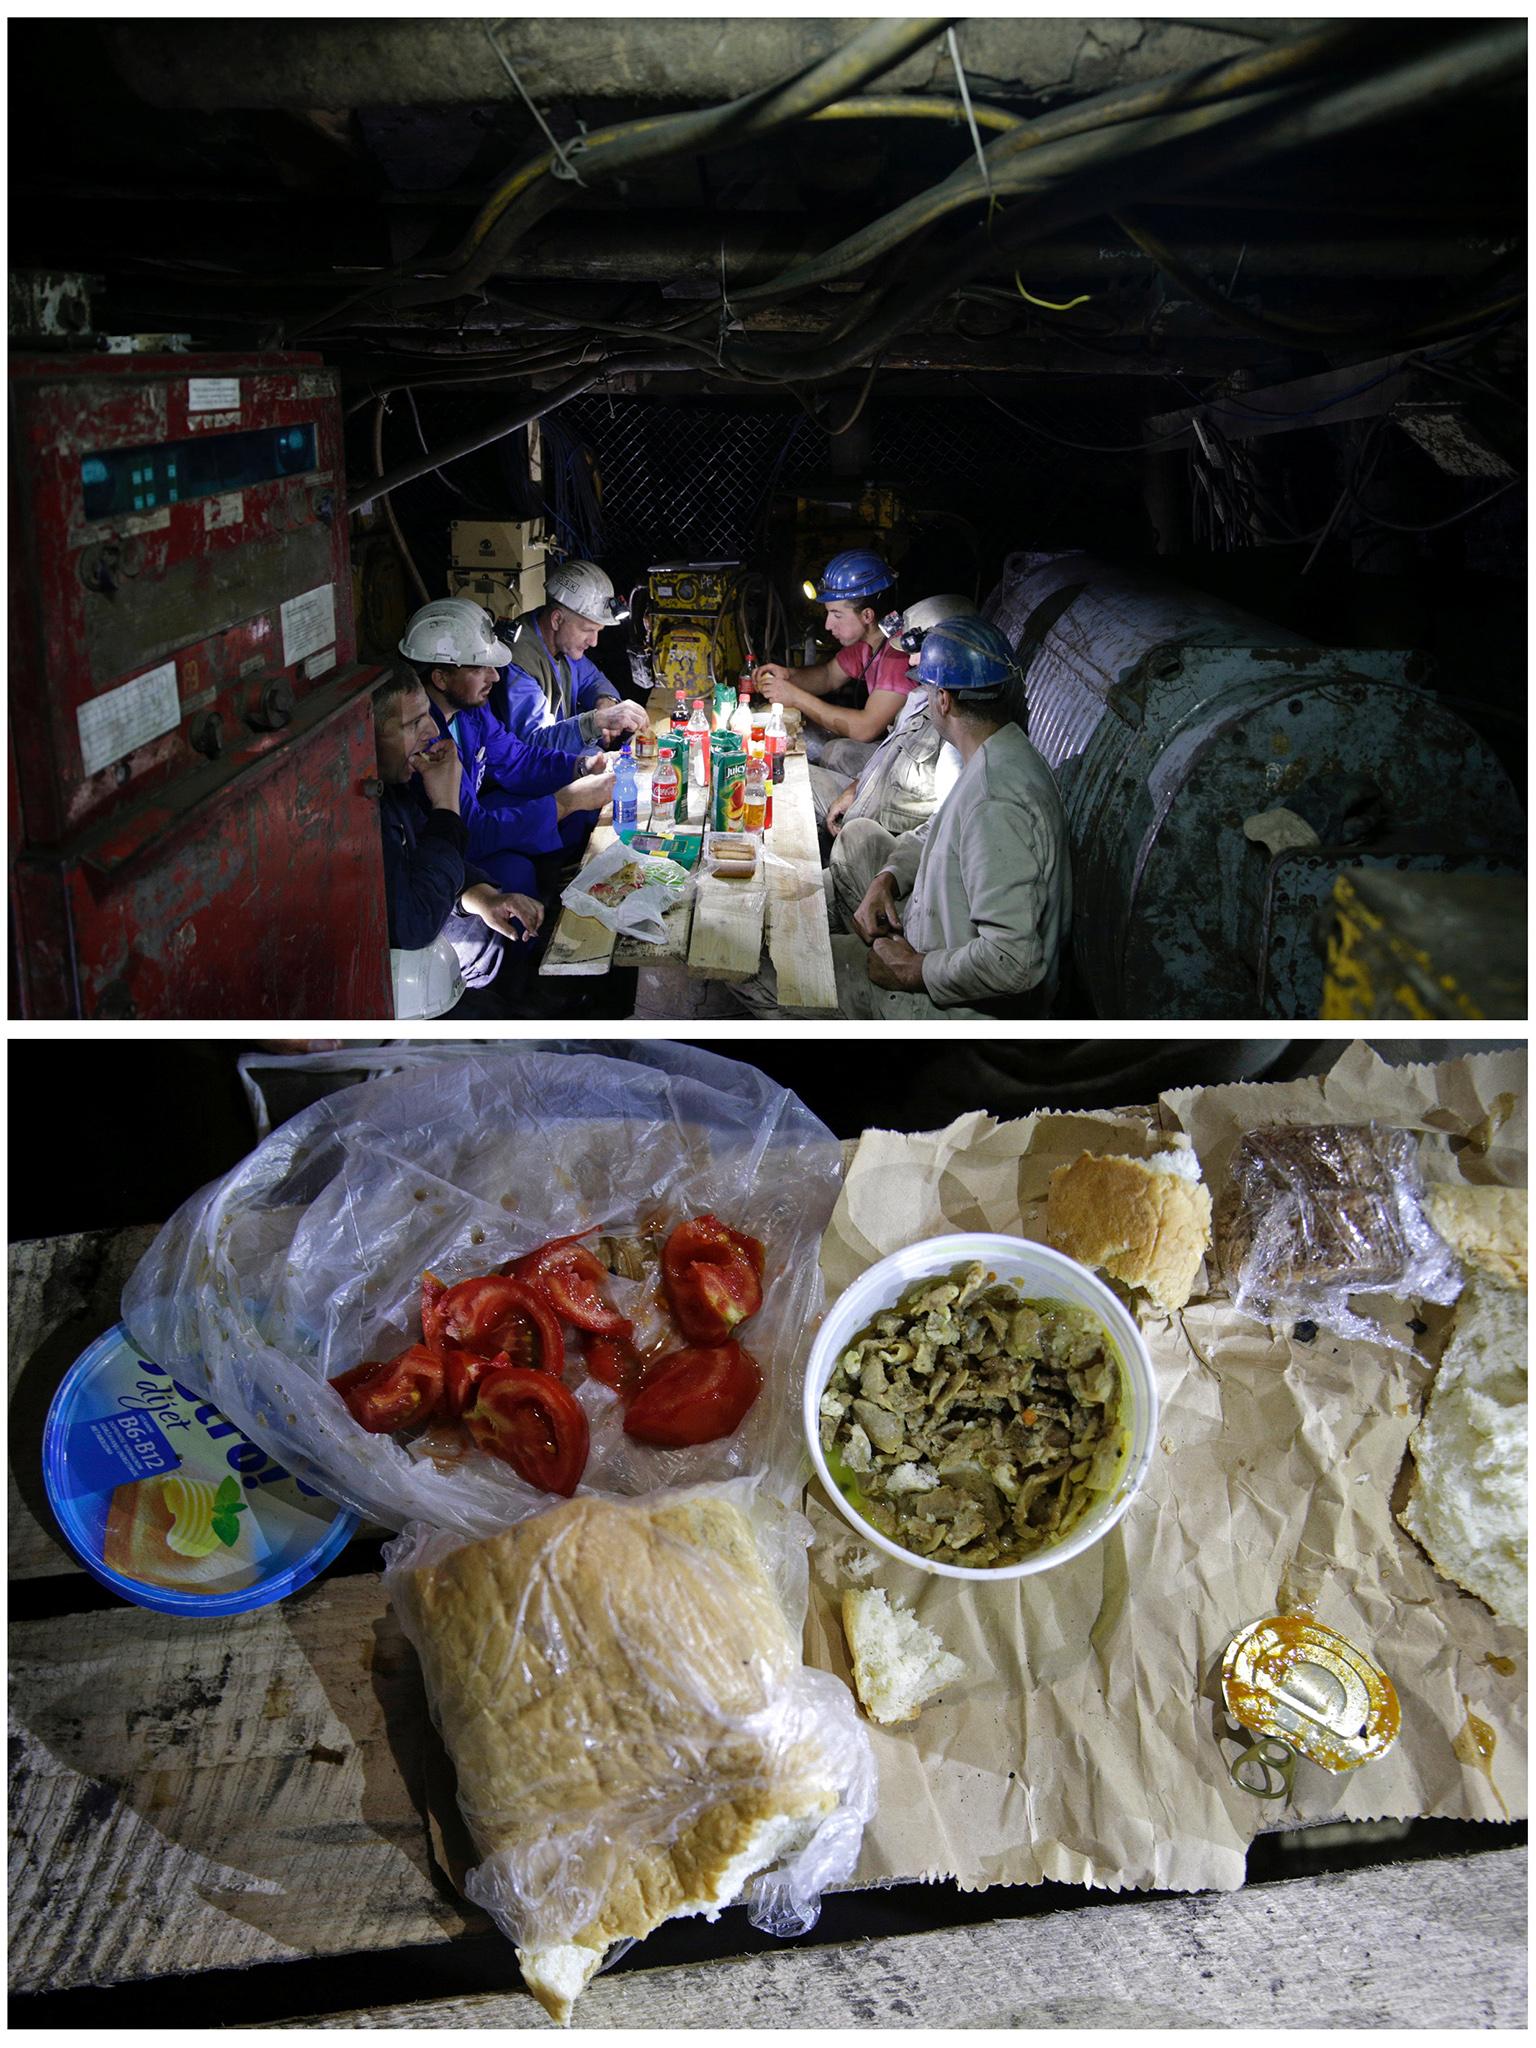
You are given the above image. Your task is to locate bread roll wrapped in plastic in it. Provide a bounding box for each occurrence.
[384,1479,876,2025]
[1221,1122,1463,1345]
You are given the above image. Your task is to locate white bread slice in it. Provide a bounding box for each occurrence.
[1398,1276,1527,1626]
[1425,1183,1527,1292]
[841,1586,966,1726]
[396,1494,840,2026]
[1046,1148,1212,1312]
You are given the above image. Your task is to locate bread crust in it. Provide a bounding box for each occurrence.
[1425,1183,1527,1292]
[1047,1153,1212,1312]
[1397,1276,1527,1626]
[397,1494,837,2024]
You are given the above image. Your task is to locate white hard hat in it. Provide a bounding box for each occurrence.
[398,599,511,668]
[897,593,983,649]
[390,937,465,1020]
[544,559,631,626]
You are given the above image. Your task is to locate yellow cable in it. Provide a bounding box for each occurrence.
[1014,275,1091,312]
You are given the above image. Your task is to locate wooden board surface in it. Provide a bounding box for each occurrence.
[9,1227,163,1579]
[10,1225,1528,2018]
[9,1575,477,1995]
[537,815,620,978]
[280,1847,1529,2031]
[764,753,839,1015]
[686,864,768,981]
[537,697,835,1011]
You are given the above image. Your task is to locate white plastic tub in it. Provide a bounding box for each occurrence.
[804,1232,1158,1581]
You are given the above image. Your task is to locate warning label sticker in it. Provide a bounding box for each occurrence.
[280,583,336,667]
[77,660,181,777]
[188,376,240,413]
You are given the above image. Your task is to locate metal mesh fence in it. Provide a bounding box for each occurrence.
[558,384,1173,562]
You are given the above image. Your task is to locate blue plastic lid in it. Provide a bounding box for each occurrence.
[43,1324,360,1617]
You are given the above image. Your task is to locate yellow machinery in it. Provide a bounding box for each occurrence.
[1323,869,1526,1020]
[783,485,909,614]
[646,559,746,699]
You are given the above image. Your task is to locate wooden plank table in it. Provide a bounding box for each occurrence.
[539,697,837,1013]
[9,1226,1527,2028]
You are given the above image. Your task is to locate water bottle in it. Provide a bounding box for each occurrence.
[613,742,638,839]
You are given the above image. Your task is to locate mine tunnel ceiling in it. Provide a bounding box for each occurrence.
[9,15,1525,405]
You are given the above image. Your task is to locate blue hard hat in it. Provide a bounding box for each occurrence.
[811,547,896,604]
[915,615,1019,694]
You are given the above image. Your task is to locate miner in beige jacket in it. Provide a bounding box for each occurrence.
[828,616,1071,1019]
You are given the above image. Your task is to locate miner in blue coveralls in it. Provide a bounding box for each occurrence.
[398,599,616,886]
[492,561,648,776]
[369,667,544,1020]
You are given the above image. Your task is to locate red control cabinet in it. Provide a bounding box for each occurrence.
[9,350,392,1018]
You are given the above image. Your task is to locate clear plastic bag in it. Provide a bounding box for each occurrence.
[1222,1121,1464,1345]
[121,1043,844,1536]
[559,841,692,944]
[383,1477,876,2016]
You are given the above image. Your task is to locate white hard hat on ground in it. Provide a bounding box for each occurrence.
[399,600,511,668]
[544,560,631,626]
[390,938,465,1020]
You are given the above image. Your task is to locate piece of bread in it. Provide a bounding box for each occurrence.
[841,1586,966,1726]
[1398,1276,1527,1627]
[396,1494,840,2026]
[1425,1183,1527,1292]
[1046,1147,1213,1312]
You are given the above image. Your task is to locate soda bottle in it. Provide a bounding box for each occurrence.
[742,757,767,836]
[765,702,787,784]
[650,747,679,830]
[729,684,755,741]
[685,697,711,793]
[672,685,689,732]
[613,742,638,839]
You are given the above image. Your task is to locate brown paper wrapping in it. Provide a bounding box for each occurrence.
[807,1043,1526,1896]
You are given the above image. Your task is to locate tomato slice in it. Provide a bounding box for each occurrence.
[435,1275,565,1371]
[421,1270,448,1354]
[660,1215,765,1344]
[513,1231,632,1337]
[466,1366,590,1495]
[622,1341,762,1447]
[580,1328,645,1396]
[441,1345,508,1422]
[331,1344,445,1433]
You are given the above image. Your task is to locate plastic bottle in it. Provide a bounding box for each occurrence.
[613,742,638,839]
[685,697,711,793]
[672,685,689,732]
[650,747,679,831]
[742,756,767,836]
[729,684,755,741]
[765,702,788,784]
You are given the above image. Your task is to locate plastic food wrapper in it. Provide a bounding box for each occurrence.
[121,1043,844,1537]
[1221,1120,1464,1345]
[383,1477,877,2024]
[559,840,691,944]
